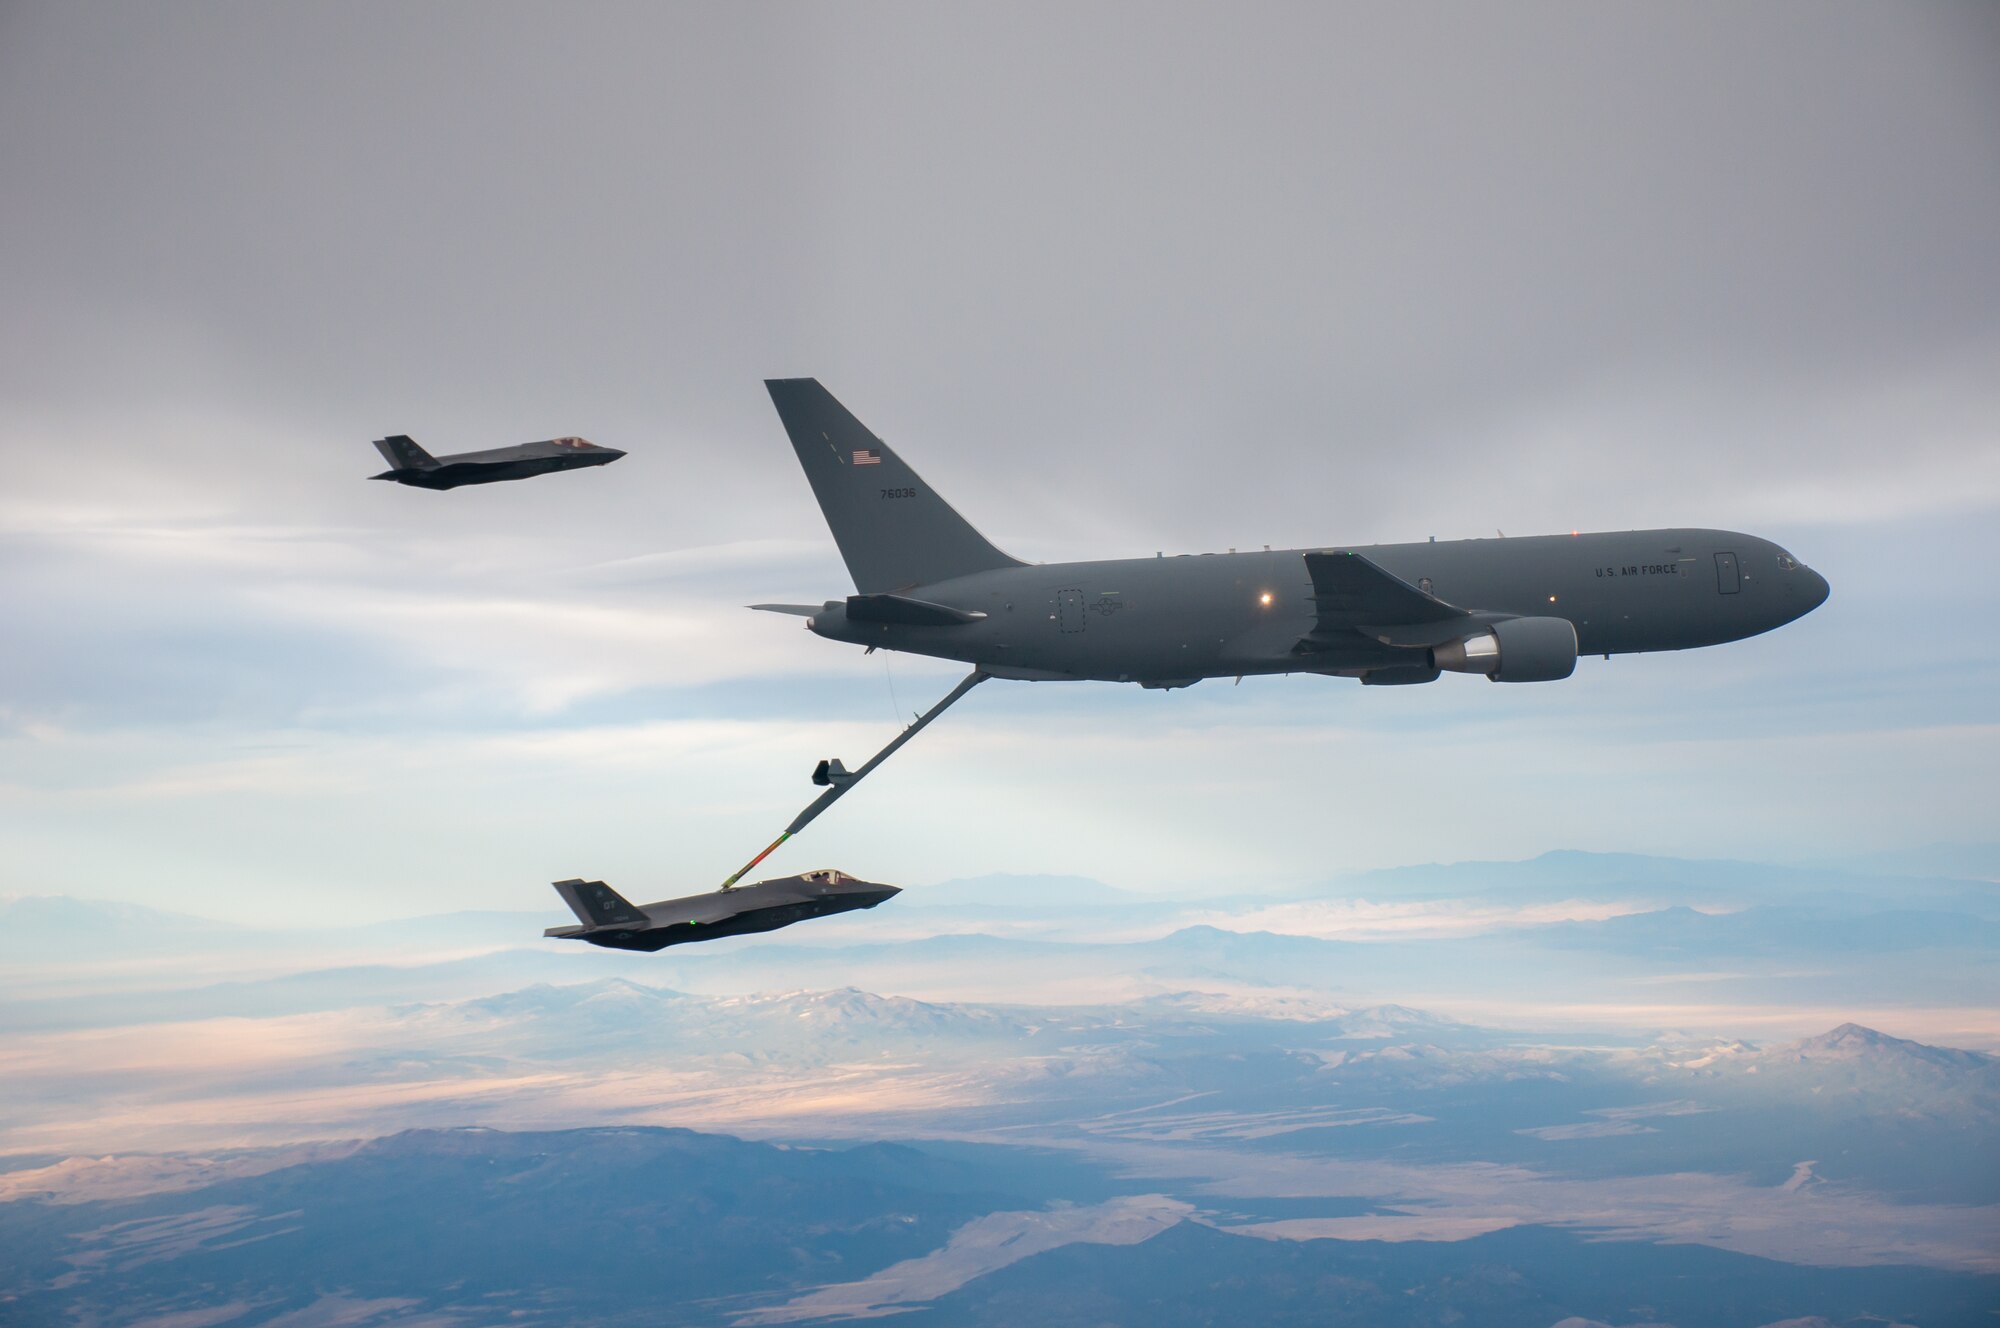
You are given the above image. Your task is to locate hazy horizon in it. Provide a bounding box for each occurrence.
[4,2,1997,926]
[4,5,1996,1324]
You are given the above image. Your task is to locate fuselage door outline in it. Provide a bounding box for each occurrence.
[1057,588,1086,633]
[1714,551,1740,595]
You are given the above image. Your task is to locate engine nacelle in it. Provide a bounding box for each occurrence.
[1432,616,1578,683]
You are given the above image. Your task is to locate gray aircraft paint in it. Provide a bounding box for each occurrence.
[369,434,625,490]
[768,379,1021,592]
[763,380,1828,688]
[544,869,899,951]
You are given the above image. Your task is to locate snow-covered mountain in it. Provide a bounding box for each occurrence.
[397,978,1032,1061]
[1777,1021,1994,1071]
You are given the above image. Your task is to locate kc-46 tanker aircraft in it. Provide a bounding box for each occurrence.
[544,378,1830,953]
[753,378,1828,689]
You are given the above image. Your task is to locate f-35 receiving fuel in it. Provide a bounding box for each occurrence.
[755,379,1828,689]
[545,870,899,952]
[369,434,624,489]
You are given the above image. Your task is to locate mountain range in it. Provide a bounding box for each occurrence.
[6,846,1996,1324]
[5,1125,1994,1328]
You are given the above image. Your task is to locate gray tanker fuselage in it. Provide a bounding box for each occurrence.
[758,379,1828,689]
[801,530,1825,686]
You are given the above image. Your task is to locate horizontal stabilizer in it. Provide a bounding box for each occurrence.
[846,593,988,626]
[749,603,830,617]
[552,878,648,929]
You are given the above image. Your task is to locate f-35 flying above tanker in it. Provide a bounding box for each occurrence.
[369,434,624,489]
[755,379,1828,689]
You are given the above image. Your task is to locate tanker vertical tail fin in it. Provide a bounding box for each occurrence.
[765,379,1022,594]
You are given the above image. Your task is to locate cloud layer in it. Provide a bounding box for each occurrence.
[2,3,1996,919]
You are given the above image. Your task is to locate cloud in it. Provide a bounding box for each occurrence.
[0,3,1994,922]
[1188,897,1650,941]
[737,1195,1194,1325]
[1221,1213,1519,1243]
[1088,1137,2000,1274]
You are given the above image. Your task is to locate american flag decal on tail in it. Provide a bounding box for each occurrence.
[852,448,881,466]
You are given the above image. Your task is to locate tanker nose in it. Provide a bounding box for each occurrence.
[1802,566,1830,613]
[1779,563,1829,627]
[1770,547,1828,624]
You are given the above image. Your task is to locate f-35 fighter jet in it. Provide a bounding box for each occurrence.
[369,434,624,490]
[755,379,1829,689]
[544,869,899,952]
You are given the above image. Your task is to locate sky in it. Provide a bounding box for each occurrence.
[1,2,1996,925]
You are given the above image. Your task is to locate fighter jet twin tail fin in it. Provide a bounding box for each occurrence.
[552,878,648,930]
[371,435,439,471]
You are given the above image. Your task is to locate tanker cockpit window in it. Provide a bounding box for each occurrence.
[1776,554,1798,571]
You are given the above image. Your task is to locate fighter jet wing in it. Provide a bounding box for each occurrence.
[1301,550,1473,649]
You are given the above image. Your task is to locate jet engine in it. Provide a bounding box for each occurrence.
[1432,616,1577,682]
